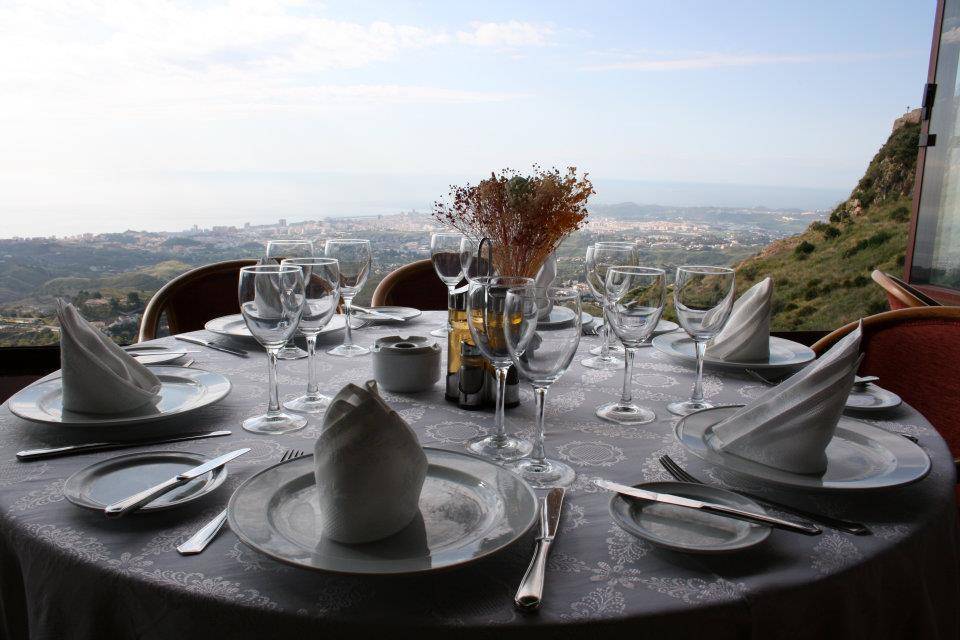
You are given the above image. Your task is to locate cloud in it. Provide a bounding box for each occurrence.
[582,50,917,71]
[457,21,554,48]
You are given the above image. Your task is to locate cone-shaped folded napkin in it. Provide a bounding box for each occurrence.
[706,278,773,362]
[56,300,162,414]
[534,253,558,320]
[708,322,863,474]
[314,380,428,543]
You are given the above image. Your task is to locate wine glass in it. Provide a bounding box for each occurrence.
[265,239,315,360]
[324,239,372,357]
[465,276,534,461]
[596,267,666,425]
[280,258,340,414]
[667,266,736,416]
[430,232,465,337]
[238,264,307,434]
[504,285,582,487]
[582,242,638,370]
[459,236,491,283]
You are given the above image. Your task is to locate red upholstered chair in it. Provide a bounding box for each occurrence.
[812,307,960,499]
[138,259,258,341]
[371,259,450,310]
[871,270,942,310]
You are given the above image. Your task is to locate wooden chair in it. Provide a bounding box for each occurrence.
[138,259,258,342]
[812,306,960,494]
[371,259,449,310]
[871,270,942,310]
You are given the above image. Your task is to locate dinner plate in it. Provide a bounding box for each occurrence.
[7,366,231,427]
[538,306,578,328]
[123,345,191,365]
[204,314,347,340]
[609,481,770,554]
[652,333,815,371]
[352,306,422,322]
[64,451,228,513]
[676,405,930,491]
[652,319,680,336]
[845,384,902,412]
[228,448,539,575]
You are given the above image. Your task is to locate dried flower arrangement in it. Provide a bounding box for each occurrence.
[433,166,594,277]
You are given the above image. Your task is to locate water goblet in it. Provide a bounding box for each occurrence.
[667,265,736,416]
[429,232,466,337]
[504,286,582,487]
[280,258,340,414]
[324,239,372,357]
[582,242,638,370]
[459,236,491,283]
[265,239,315,360]
[595,267,666,425]
[238,264,307,434]
[465,276,534,461]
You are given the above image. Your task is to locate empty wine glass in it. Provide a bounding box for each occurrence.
[265,239,314,361]
[430,232,465,337]
[504,286,582,487]
[324,239,372,357]
[238,264,307,434]
[667,265,736,416]
[582,242,638,370]
[280,258,340,414]
[465,276,534,461]
[596,267,666,425]
[459,236,491,283]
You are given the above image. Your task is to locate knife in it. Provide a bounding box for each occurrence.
[595,479,821,536]
[16,430,233,462]
[104,448,250,518]
[175,335,248,357]
[351,305,407,322]
[515,488,564,611]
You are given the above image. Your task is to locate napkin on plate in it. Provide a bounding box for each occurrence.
[534,252,558,320]
[313,380,428,544]
[707,322,863,474]
[706,277,773,362]
[56,299,162,414]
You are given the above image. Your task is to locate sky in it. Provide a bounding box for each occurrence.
[0,0,937,236]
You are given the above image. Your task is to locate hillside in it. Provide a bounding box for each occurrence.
[736,112,921,331]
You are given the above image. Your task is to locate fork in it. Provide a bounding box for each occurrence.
[658,455,871,536]
[177,449,304,555]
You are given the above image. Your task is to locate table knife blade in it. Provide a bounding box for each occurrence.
[16,430,232,461]
[175,335,248,357]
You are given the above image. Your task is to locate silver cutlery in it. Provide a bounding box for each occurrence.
[595,478,822,536]
[130,350,200,358]
[351,305,407,322]
[104,448,250,518]
[175,335,248,357]
[515,487,565,611]
[658,455,871,535]
[16,430,233,462]
[176,449,304,555]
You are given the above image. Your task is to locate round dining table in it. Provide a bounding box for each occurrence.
[0,311,957,640]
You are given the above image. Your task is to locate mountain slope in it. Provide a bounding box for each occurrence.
[736,113,920,331]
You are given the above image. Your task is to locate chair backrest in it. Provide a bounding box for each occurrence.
[811,306,960,461]
[871,270,942,310]
[138,259,258,342]
[371,259,450,310]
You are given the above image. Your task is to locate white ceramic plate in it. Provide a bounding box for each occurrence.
[352,306,422,322]
[227,448,539,575]
[652,333,815,371]
[675,405,930,492]
[845,384,903,412]
[204,313,347,340]
[608,481,770,553]
[7,366,231,427]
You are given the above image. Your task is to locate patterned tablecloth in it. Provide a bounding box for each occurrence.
[0,311,957,640]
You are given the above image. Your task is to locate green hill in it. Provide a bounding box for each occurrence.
[737,113,920,331]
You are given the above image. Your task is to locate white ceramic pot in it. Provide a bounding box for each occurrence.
[372,336,442,393]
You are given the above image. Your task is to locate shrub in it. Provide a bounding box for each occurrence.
[794,240,815,256]
[889,206,910,222]
[841,230,893,258]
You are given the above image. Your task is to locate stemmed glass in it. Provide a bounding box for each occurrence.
[324,239,372,357]
[504,285,582,487]
[238,264,307,434]
[465,276,534,461]
[667,266,736,416]
[582,242,638,370]
[596,267,666,425]
[429,232,465,337]
[265,239,315,360]
[459,236,490,282]
[280,258,340,414]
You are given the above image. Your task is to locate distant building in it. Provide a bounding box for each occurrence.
[279,218,287,227]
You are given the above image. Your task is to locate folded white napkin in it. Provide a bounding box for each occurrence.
[708,322,863,474]
[534,252,558,320]
[706,277,773,362]
[313,381,428,544]
[56,300,162,414]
